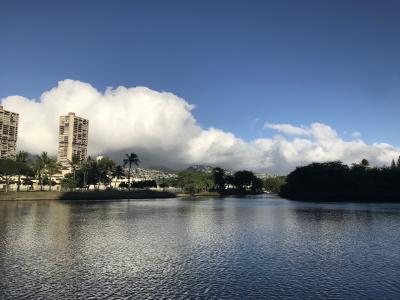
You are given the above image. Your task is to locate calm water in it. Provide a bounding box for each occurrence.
[1,196,400,299]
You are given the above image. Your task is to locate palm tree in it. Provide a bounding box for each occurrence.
[80,156,92,190]
[123,153,140,191]
[35,152,50,191]
[46,158,62,191]
[15,150,29,191]
[111,165,125,188]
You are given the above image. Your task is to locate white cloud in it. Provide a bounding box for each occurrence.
[2,79,400,174]
[263,122,339,141]
[264,123,310,136]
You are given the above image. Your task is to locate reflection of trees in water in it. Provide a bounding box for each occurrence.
[290,205,386,226]
[291,207,347,223]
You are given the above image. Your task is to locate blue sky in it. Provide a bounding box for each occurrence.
[1,0,400,146]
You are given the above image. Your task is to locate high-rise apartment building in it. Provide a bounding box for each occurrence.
[57,112,89,166]
[0,106,19,159]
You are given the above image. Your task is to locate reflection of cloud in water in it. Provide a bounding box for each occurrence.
[2,197,400,298]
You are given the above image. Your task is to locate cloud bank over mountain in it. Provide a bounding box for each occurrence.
[2,79,400,174]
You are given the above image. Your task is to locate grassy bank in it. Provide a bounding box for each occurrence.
[0,190,176,201]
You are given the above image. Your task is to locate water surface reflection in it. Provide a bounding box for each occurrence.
[1,197,400,299]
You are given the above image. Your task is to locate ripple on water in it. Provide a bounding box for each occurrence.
[1,197,400,299]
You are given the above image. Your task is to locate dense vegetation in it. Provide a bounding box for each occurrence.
[157,168,265,195]
[281,158,400,202]
[0,150,270,196]
[0,151,143,192]
[264,176,286,193]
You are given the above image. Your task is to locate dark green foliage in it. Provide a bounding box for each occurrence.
[391,159,396,169]
[112,165,125,179]
[159,178,178,189]
[61,174,77,190]
[159,181,169,191]
[251,177,264,193]
[119,182,129,188]
[43,176,56,187]
[0,159,26,192]
[131,180,157,189]
[68,153,82,180]
[264,176,286,193]
[225,175,235,186]
[212,167,225,191]
[16,151,30,191]
[361,159,369,167]
[176,170,214,194]
[223,170,263,194]
[232,170,255,190]
[73,159,100,189]
[123,152,140,190]
[281,159,400,201]
[97,157,116,187]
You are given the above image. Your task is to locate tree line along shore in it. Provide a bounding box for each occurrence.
[4,149,399,202]
[280,157,400,202]
[0,150,285,200]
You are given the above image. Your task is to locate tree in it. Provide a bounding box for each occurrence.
[0,159,23,192]
[264,176,286,193]
[159,180,169,191]
[225,175,235,187]
[119,182,129,189]
[229,170,264,193]
[352,158,370,171]
[97,157,116,188]
[79,156,95,189]
[123,153,140,191]
[86,158,100,189]
[277,160,399,201]
[60,174,77,191]
[251,177,264,193]
[15,151,30,191]
[22,174,35,190]
[176,170,214,194]
[131,180,157,189]
[361,158,370,167]
[391,159,397,169]
[397,156,400,168]
[34,152,50,191]
[45,158,62,191]
[68,153,82,180]
[232,170,256,191]
[111,165,125,188]
[212,167,225,191]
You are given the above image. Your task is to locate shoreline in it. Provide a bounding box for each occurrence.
[280,193,400,203]
[0,190,267,201]
[0,190,176,201]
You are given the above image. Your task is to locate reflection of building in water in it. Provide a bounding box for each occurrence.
[57,112,89,168]
[0,106,19,159]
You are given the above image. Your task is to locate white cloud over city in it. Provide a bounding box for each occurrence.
[2,79,400,174]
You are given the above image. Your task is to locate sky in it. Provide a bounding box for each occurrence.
[1,0,400,173]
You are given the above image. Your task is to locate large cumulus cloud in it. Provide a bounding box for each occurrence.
[2,79,400,174]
